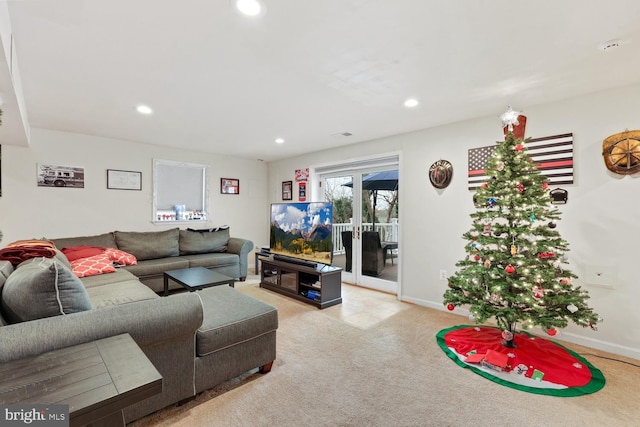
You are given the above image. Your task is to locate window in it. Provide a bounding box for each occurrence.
[153,159,209,222]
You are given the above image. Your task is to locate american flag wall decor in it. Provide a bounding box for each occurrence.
[468,133,574,190]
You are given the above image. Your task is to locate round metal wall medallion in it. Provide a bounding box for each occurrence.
[602,130,640,175]
[428,160,453,189]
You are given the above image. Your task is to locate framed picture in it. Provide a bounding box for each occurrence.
[221,178,240,194]
[107,169,142,190]
[282,181,292,200]
[37,164,85,188]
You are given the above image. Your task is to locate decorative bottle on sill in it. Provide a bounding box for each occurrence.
[174,204,186,221]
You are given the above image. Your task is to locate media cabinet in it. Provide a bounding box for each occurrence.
[258,255,342,309]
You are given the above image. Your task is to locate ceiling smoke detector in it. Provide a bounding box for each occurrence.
[331,132,353,137]
[599,39,623,51]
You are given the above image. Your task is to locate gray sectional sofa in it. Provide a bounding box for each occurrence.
[52,227,254,292]
[0,228,278,423]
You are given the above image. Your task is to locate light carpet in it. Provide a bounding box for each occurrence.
[131,277,640,427]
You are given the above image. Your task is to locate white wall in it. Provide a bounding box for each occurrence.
[0,128,267,251]
[267,83,640,359]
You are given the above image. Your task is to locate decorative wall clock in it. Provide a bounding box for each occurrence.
[602,130,640,175]
[428,159,453,189]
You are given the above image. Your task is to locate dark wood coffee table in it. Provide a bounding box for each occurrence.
[163,267,235,296]
[0,333,162,427]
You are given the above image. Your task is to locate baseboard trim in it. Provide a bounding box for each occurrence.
[401,296,640,360]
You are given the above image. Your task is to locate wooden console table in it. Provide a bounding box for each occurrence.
[0,333,162,427]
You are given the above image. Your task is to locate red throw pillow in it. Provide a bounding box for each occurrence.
[61,245,106,262]
[70,254,116,278]
[104,248,137,266]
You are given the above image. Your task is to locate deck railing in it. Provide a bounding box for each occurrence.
[332,219,398,254]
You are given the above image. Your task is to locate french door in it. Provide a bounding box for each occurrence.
[321,167,399,294]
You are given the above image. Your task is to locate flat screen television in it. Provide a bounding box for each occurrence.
[270,202,333,266]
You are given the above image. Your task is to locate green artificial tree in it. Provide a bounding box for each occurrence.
[443,115,600,347]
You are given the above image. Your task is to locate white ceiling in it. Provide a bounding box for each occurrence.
[4,0,640,161]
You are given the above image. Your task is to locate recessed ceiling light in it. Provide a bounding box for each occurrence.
[236,0,262,16]
[136,105,153,115]
[404,98,419,108]
[275,138,285,144]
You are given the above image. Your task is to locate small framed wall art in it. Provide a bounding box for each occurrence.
[282,181,292,200]
[221,178,240,194]
[107,169,142,190]
[37,164,85,188]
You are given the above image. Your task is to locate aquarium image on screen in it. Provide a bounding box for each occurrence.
[270,202,333,265]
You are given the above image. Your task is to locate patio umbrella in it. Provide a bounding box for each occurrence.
[343,170,399,228]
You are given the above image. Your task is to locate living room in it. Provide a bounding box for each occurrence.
[1,1,640,425]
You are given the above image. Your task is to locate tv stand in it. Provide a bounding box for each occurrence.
[273,254,317,269]
[259,256,342,309]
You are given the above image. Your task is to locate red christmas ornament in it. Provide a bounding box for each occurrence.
[538,252,556,259]
[559,278,569,285]
[516,182,524,193]
[542,182,549,190]
[447,303,455,311]
[547,328,557,336]
[473,254,481,261]
[514,143,524,151]
[482,182,488,188]
[532,286,544,300]
[505,264,516,274]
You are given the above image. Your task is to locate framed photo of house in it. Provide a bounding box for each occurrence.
[282,181,292,200]
[107,169,142,190]
[221,178,239,194]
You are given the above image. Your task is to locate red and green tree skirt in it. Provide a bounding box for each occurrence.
[436,325,605,396]
[443,115,600,347]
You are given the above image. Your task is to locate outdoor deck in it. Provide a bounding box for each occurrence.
[332,253,397,282]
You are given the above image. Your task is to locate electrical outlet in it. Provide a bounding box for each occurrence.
[584,264,616,289]
[439,270,447,280]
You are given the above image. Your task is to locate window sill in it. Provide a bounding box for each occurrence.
[152,219,208,225]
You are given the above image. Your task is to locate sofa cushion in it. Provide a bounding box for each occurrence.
[52,232,118,251]
[80,268,138,288]
[182,253,239,268]
[114,228,179,261]
[1,257,93,323]
[123,257,190,278]
[179,229,229,255]
[85,279,159,308]
[0,261,14,326]
[69,253,117,278]
[53,249,72,268]
[196,286,278,357]
[0,260,14,291]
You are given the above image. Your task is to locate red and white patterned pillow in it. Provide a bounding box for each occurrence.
[104,248,137,266]
[70,254,117,278]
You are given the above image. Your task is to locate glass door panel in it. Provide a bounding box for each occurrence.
[323,175,355,282]
[323,168,399,291]
[360,169,398,284]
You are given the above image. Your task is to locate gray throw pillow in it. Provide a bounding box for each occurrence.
[114,228,179,261]
[179,228,229,255]
[1,257,93,323]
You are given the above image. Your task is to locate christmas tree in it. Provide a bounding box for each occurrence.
[443,110,600,347]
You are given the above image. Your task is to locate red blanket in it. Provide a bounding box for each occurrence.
[60,245,106,261]
[0,239,58,265]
